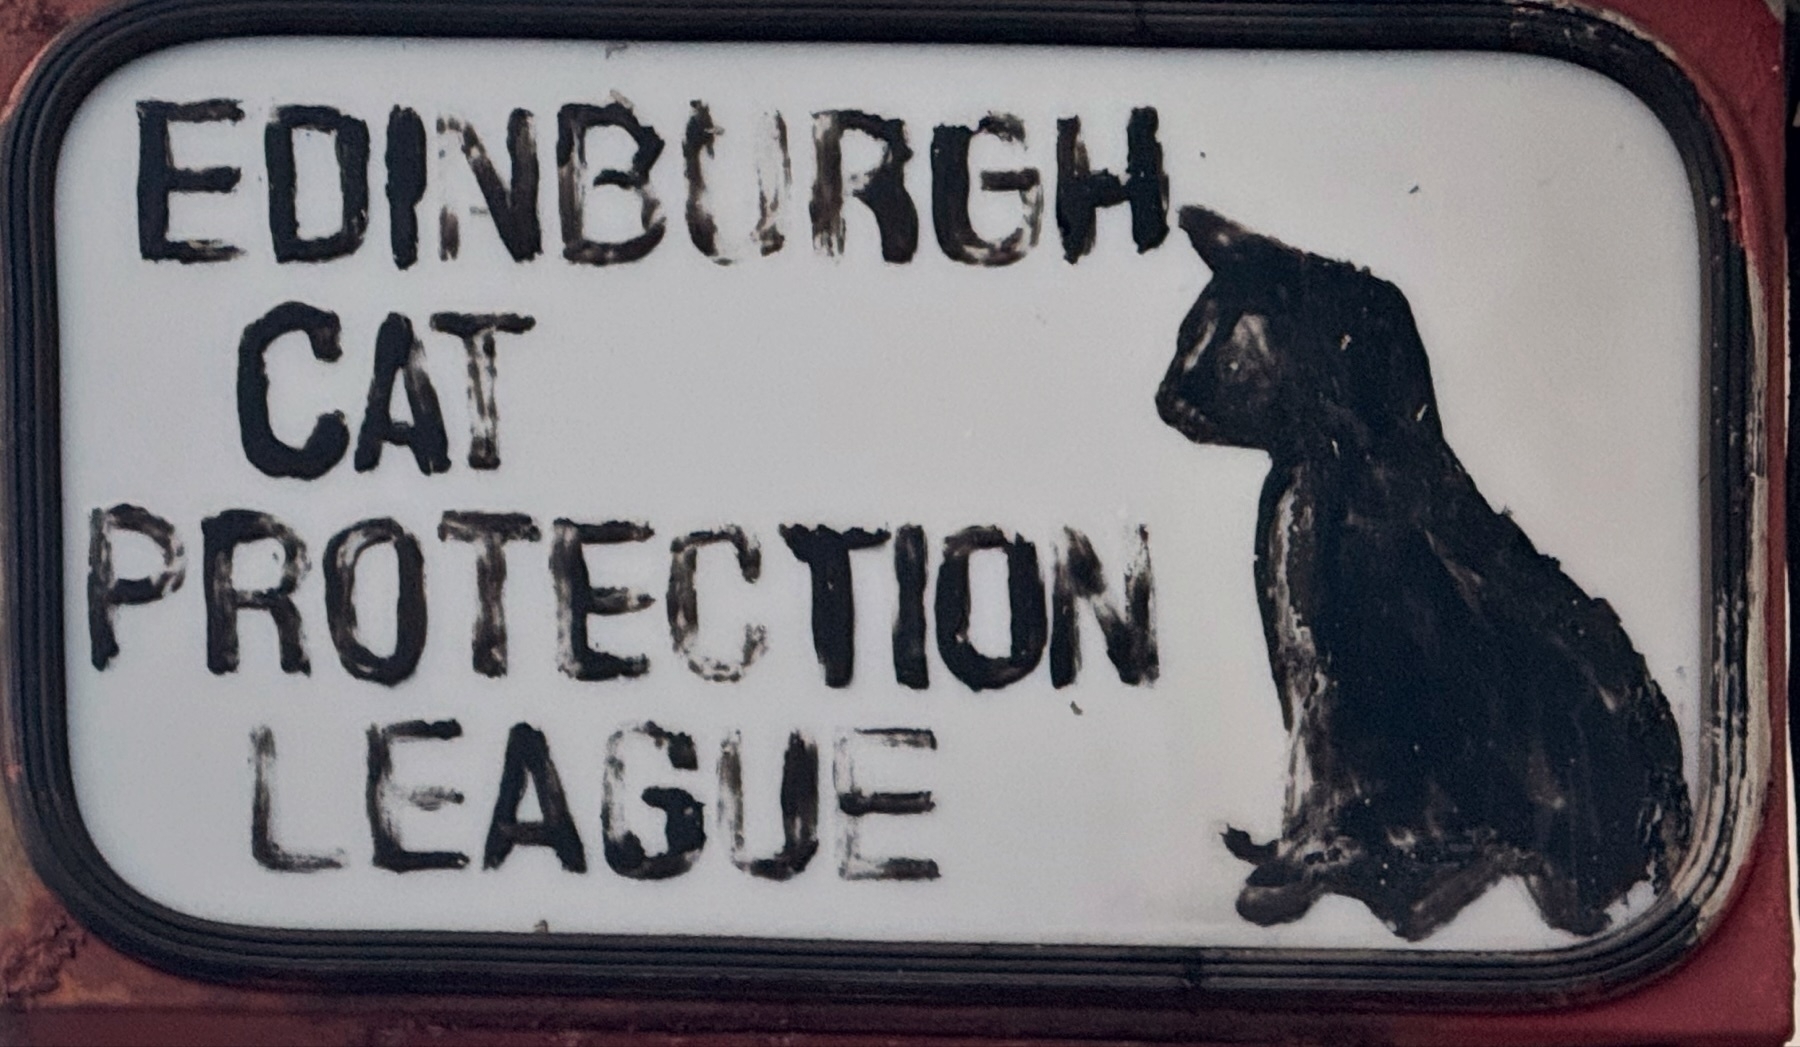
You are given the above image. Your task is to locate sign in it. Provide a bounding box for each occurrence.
[2,0,1765,1000]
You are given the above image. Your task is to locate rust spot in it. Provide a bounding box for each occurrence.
[0,900,85,1005]
[0,0,107,123]
[0,0,69,38]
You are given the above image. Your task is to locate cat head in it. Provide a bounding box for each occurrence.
[1155,207,1441,460]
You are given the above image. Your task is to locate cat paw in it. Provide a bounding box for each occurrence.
[1236,858,1325,926]
[1232,836,1360,926]
[1222,826,1278,863]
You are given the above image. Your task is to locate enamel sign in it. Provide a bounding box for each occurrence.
[2,2,1763,999]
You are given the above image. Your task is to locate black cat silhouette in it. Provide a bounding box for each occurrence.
[1155,206,1691,940]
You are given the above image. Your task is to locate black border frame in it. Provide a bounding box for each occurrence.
[0,0,1759,1008]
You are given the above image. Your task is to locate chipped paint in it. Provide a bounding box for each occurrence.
[0,901,84,1004]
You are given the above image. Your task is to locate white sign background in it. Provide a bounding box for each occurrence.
[55,39,1702,952]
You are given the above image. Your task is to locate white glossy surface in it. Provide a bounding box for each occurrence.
[55,39,1702,950]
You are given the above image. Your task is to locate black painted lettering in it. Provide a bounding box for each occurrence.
[439,206,461,260]
[367,719,468,872]
[681,105,790,262]
[667,527,767,682]
[438,511,541,677]
[717,731,818,881]
[1051,526,1158,687]
[810,111,917,263]
[603,722,705,879]
[551,519,655,680]
[442,112,541,262]
[484,722,586,872]
[354,312,451,475]
[834,728,938,881]
[202,510,309,675]
[892,524,928,690]
[930,114,1041,266]
[1055,108,1168,263]
[324,518,427,686]
[136,99,243,263]
[779,525,890,687]
[266,105,370,263]
[250,726,343,872]
[237,301,349,480]
[757,113,790,256]
[87,504,185,670]
[935,526,1046,691]
[682,102,723,261]
[385,107,427,269]
[428,312,536,470]
[557,101,666,266]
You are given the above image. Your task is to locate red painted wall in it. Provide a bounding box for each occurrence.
[0,0,1787,1042]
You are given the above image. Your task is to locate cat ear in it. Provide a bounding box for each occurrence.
[1178,206,1253,269]
[1179,206,1306,274]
